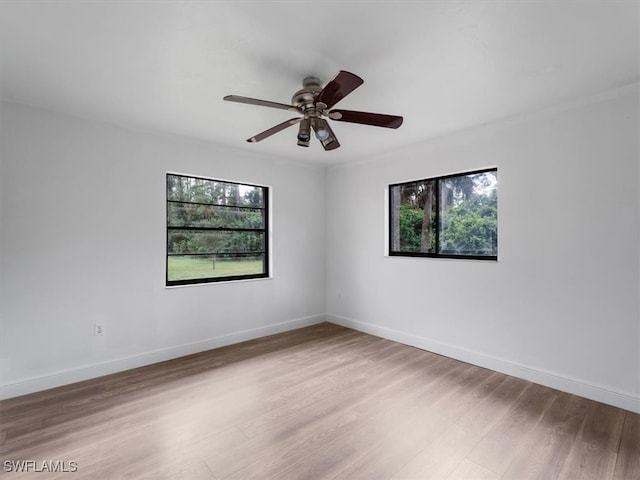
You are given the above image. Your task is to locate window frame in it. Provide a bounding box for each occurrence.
[388,167,497,261]
[166,173,270,286]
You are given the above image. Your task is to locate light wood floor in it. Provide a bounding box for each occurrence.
[1,323,638,479]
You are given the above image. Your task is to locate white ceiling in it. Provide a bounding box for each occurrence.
[1,1,638,166]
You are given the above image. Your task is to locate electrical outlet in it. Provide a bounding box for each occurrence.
[94,323,104,336]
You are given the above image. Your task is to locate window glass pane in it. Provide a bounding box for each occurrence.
[390,180,436,253]
[166,176,264,208]
[438,171,497,256]
[167,203,265,229]
[167,254,266,281]
[389,169,497,259]
[167,172,269,285]
[168,230,265,255]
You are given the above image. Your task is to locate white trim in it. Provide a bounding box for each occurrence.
[326,314,640,414]
[4,312,637,414]
[0,315,325,400]
[164,275,273,289]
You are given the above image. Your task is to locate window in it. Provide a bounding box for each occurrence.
[389,168,497,260]
[166,173,269,286]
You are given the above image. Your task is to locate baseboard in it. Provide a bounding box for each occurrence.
[327,314,640,414]
[5,313,637,414]
[0,314,326,400]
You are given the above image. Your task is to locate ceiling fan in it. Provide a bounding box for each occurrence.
[223,70,403,150]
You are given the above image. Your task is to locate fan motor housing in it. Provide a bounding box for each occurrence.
[291,76,322,111]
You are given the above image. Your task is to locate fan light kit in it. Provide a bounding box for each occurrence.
[224,71,403,151]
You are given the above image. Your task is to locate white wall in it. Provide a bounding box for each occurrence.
[0,102,326,397]
[326,86,640,412]
[2,87,639,413]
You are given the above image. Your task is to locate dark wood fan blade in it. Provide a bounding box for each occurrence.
[315,71,364,109]
[224,95,299,112]
[247,118,302,143]
[329,109,403,129]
